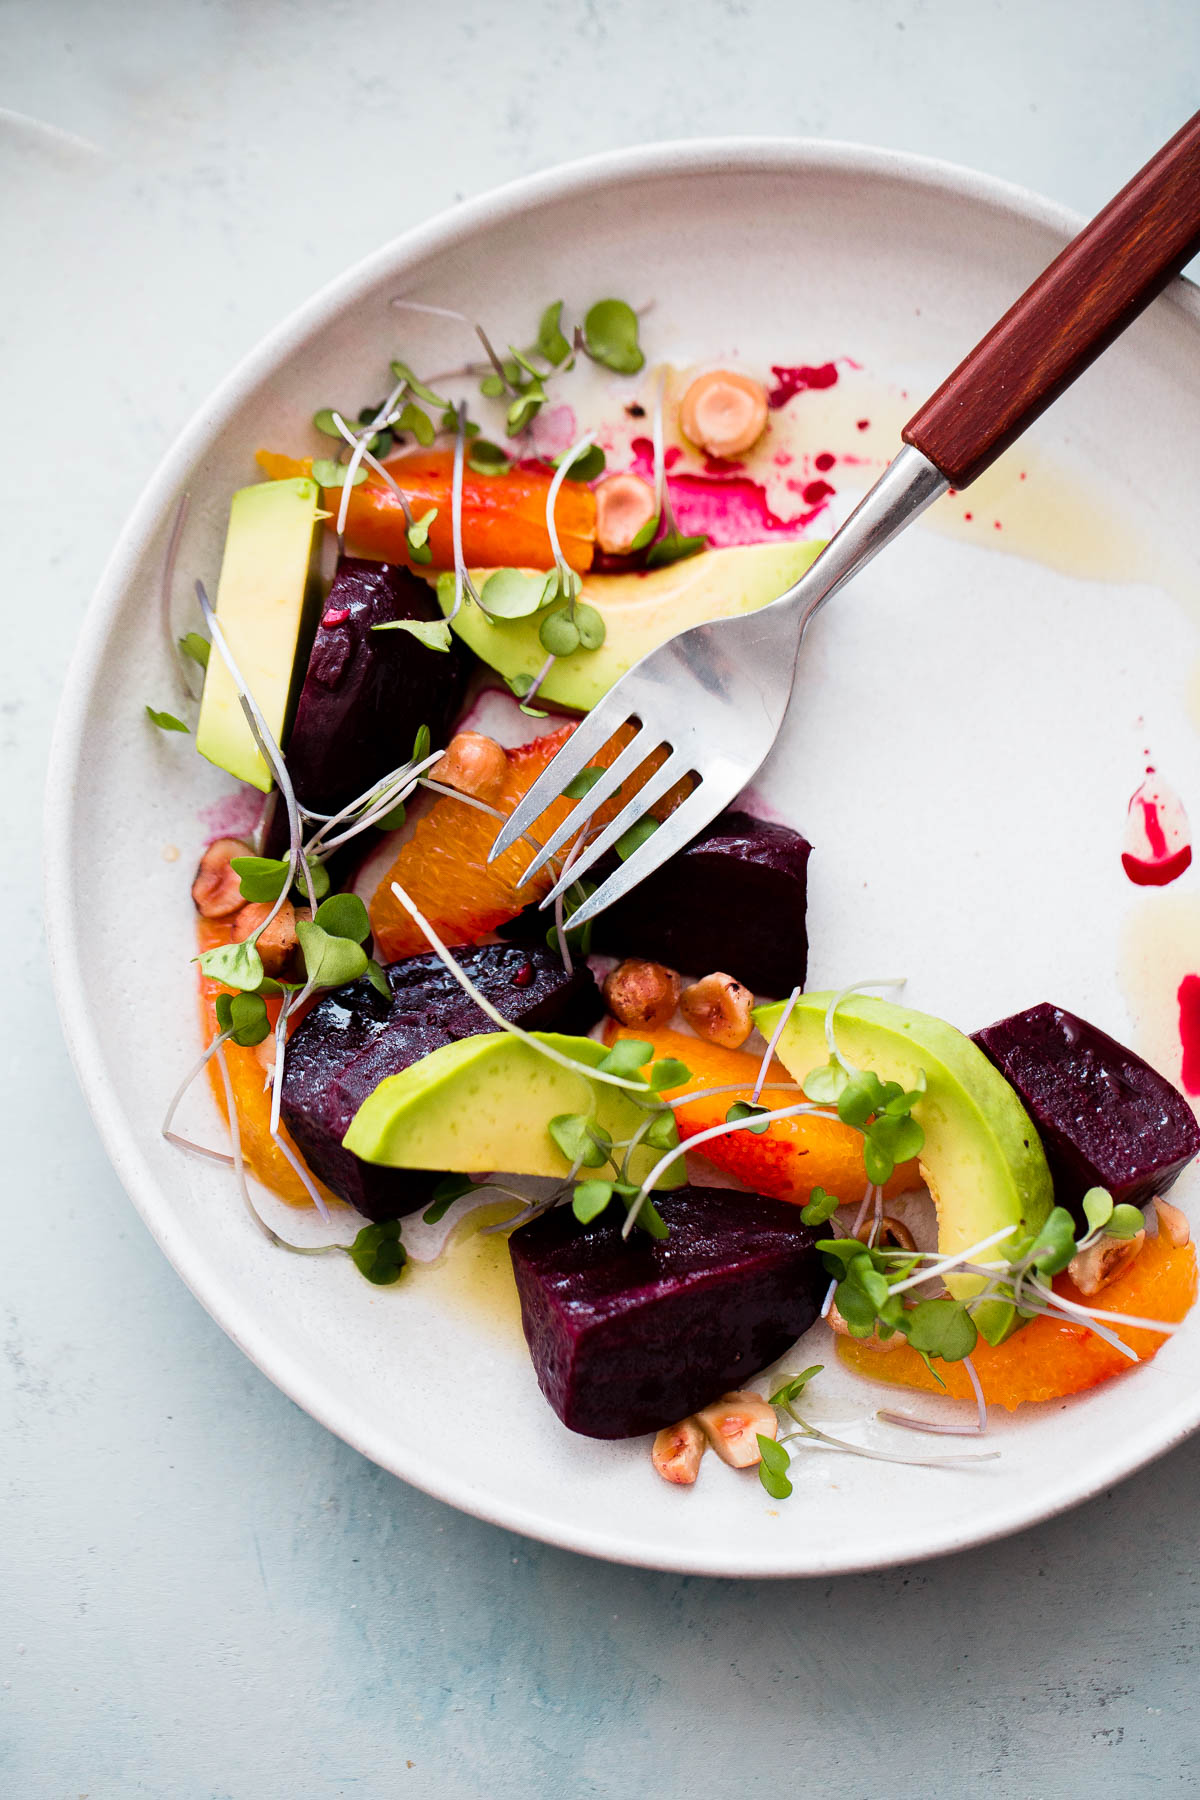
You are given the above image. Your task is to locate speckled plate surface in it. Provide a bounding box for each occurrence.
[45,141,1200,1576]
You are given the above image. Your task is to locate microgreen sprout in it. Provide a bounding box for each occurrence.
[178,631,210,672]
[581,299,645,374]
[146,706,189,733]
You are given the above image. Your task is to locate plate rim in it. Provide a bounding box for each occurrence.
[44,135,1200,1577]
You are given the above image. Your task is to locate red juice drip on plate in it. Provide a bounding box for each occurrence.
[1121,772,1192,887]
[765,362,839,409]
[1179,975,1200,1096]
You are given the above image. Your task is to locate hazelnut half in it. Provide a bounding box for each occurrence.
[231,899,298,978]
[430,732,508,806]
[680,972,754,1049]
[594,472,658,555]
[695,1391,777,1468]
[603,959,681,1031]
[191,836,253,919]
[651,1417,707,1485]
[1068,1229,1146,1297]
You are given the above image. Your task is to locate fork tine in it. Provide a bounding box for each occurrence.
[516,726,659,885]
[486,700,634,863]
[539,752,689,909]
[559,783,725,929]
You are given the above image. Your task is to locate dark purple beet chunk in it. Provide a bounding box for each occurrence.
[281,945,600,1221]
[590,810,812,996]
[286,557,469,816]
[973,1003,1200,1217]
[509,1186,824,1438]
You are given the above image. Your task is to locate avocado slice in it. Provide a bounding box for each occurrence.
[342,1030,685,1191]
[436,540,823,711]
[196,477,322,792]
[754,992,1053,1343]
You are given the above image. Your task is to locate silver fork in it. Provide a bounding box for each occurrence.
[488,113,1200,927]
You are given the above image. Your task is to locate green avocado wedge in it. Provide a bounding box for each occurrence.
[342,1031,685,1191]
[434,540,823,712]
[196,477,322,792]
[754,993,1054,1345]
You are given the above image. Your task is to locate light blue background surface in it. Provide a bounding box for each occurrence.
[4,3,1200,1794]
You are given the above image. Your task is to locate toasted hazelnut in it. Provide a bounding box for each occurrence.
[679,369,769,459]
[680,972,754,1049]
[855,1215,917,1252]
[231,899,297,978]
[651,1416,707,1485]
[1154,1197,1191,1247]
[827,1298,902,1351]
[695,1391,777,1468]
[191,836,253,919]
[1068,1229,1146,1297]
[430,732,508,805]
[603,959,681,1031]
[594,472,657,555]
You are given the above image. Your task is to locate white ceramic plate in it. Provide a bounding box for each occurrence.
[45,141,1200,1577]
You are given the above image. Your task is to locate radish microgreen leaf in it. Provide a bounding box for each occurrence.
[313,892,370,943]
[178,632,210,670]
[146,706,189,733]
[756,1434,793,1500]
[615,816,659,861]
[214,991,271,1047]
[572,1179,614,1223]
[799,1185,839,1226]
[726,1100,770,1135]
[537,300,572,367]
[348,1218,408,1285]
[582,299,644,374]
[597,1039,653,1079]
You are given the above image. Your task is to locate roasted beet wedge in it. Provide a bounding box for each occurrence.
[973,1003,1200,1218]
[286,557,469,816]
[509,1186,824,1438]
[281,945,600,1220]
[590,810,812,996]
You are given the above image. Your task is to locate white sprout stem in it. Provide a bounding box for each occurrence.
[1026,1276,1179,1337]
[622,1101,835,1239]
[447,403,480,622]
[521,652,557,709]
[820,1278,838,1319]
[197,583,316,917]
[161,493,195,699]
[164,1132,235,1168]
[215,1047,344,1252]
[781,1419,998,1468]
[884,1227,1020,1297]
[270,1128,331,1222]
[851,1182,877,1237]
[474,323,518,395]
[162,1029,233,1146]
[824,977,908,1072]
[334,377,408,541]
[964,1353,987,1433]
[651,367,668,523]
[752,985,801,1104]
[330,409,413,528]
[300,755,427,827]
[544,433,594,580]
[877,1355,989,1438]
[387,880,659,1094]
[392,297,472,322]
[308,751,444,853]
[657,1080,803,1111]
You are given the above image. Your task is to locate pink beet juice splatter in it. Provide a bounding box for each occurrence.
[1178,975,1200,1096]
[629,439,832,546]
[1122,771,1192,887]
[765,363,839,409]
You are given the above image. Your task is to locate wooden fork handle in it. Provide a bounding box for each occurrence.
[903,112,1200,488]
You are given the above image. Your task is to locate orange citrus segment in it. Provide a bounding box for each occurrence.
[607,1024,922,1205]
[838,1228,1197,1409]
[369,724,680,961]
[196,917,331,1208]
